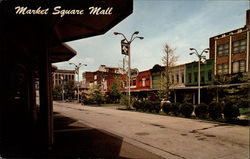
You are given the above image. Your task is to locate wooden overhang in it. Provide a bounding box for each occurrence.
[0,0,133,62]
[50,43,76,63]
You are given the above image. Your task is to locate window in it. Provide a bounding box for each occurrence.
[233,60,246,73]
[176,74,179,84]
[240,60,246,72]
[181,73,184,83]
[217,63,228,74]
[188,73,192,83]
[217,64,222,74]
[172,75,174,84]
[217,43,229,56]
[132,80,136,86]
[233,39,246,54]
[94,75,97,80]
[142,78,146,87]
[208,70,212,81]
[232,62,239,73]
[194,72,198,82]
[223,63,228,74]
[201,71,205,83]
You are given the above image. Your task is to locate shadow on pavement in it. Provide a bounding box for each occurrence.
[0,112,163,159]
[50,112,164,159]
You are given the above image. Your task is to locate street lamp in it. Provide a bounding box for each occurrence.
[114,31,144,109]
[69,62,87,103]
[60,75,64,102]
[189,48,209,105]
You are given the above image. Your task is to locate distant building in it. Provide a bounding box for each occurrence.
[209,10,249,76]
[82,65,123,93]
[185,59,214,86]
[53,69,75,87]
[170,64,186,88]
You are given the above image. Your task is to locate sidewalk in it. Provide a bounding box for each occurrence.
[49,112,164,159]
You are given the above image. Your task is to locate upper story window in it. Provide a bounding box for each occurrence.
[194,72,198,82]
[233,39,246,54]
[132,80,136,86]
[188,73,192,83]
[176,74,179,84]
[201,71,205,83]
[142,78,146,87]
[181,73,184,83]
[217,43,229,57]
[208,70,212,81]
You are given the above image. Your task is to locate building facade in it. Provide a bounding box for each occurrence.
[185,59,214,86]
[209,10,250,76]
[82,65,123,93]
[53,69,75,87]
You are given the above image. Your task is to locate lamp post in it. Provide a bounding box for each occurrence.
[189,48,209,105]
[60,75,64,102]
[114,31,143,108]
[69,62,87,103]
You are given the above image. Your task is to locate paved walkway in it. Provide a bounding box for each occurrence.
[52,110,164,159]
[54,102,249,159]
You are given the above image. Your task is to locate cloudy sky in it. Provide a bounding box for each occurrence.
[54,0,249,80]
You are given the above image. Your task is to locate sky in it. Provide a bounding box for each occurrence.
[54,0,249,80]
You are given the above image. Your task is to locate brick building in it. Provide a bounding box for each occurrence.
[82,65,123,93]
[209,10,250,76]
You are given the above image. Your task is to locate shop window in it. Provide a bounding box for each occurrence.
[233,39,246,54]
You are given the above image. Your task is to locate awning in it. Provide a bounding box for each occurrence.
[50,43,76,63]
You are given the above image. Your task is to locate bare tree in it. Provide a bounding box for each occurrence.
[161,43,178,101]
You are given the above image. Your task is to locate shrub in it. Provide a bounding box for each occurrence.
[132,100,141,111]
[208,102,222,120]
[120,95,129,106]
[151,101,161,114]
[195,103,208,119]
[180,103,194,118]
[162,102,171,114]
[223,101,240,121]
[144,100,152,112]
[237,100,250,108]
[170,103,180,116]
